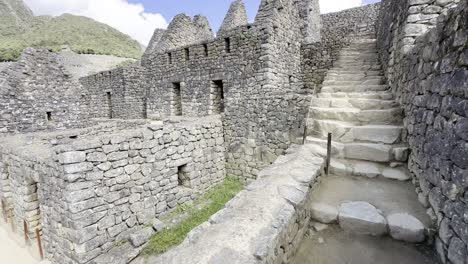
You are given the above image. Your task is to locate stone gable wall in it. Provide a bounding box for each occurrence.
[376,1,467,263]
[0,48,88,134]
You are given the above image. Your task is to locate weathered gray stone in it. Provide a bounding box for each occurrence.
[129,227,155,247]
[59,151,86,164]
[338,201,388,236]
[387,213,426,242]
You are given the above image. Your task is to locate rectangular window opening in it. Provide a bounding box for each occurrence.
[46,112,52,122]
[225,38,231,53]
[203,44,209,57]
[171,82,182,116]
[168,52,173,64]
[184,48,190,61]
[211,80,225,114]
[177,164,190,188]
[106,92,113,119]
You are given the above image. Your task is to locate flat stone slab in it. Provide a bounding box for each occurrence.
[311,203,339,223]
[338,201,387,236]
[387,213,426,243]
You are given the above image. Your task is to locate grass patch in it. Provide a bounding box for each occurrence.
[142,177,244,255]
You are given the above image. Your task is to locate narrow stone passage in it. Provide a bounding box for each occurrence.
[298,35,439,263]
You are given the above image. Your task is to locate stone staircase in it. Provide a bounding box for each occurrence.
[305,36,432,245]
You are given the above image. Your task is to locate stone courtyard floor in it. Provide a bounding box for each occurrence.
[290,225,439,264]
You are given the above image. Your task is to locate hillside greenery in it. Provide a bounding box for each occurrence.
[0,1,143,61]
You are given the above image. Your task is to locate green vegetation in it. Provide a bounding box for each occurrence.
[0,0,143,61]
[142,177,244,255]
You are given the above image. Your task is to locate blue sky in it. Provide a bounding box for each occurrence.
[25,0,381,45]
[129,0,380,32]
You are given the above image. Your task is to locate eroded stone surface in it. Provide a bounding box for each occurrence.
[338,201,388,236]
[387,213,426,243]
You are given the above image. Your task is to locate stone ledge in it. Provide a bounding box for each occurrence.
[139,144,325,264]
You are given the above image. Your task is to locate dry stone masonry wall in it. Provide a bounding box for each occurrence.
[376,0,468,263]
[0,48,88,133]
[0,116,225,264]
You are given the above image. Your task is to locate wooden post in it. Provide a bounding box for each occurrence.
[326,133,332,175]
[1,200,6,222]
[36,228,43,260]
[302,125,307,145]
[9,208,14,231]
[23,220,28,244]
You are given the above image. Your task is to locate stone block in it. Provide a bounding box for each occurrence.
[129,227,155,247]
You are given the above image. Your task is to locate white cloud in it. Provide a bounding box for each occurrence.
[23,0,168,45]
[319,0,363,14]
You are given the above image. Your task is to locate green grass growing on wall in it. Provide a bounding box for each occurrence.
[142,177,244,256]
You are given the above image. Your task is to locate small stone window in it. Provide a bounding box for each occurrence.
[203,44,209,57]
[106,92,113,119]
[225,38,231,53]
[171,82,182,116]
[46,112,52,122]
[184,48,190,61]
[177,164,190,188]
[168,52,173,64]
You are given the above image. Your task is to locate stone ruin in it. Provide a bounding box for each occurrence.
[0,0,466,263]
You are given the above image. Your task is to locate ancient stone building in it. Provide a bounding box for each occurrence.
[0,0,466,263]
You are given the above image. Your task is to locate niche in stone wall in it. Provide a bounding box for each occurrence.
[203,44,209,57]
[225,38,231,53]
[171,82,182,116]
[210,80,225,114]
[106,92,113,119]
[177,164,190,188]
[46,112,52,122]
[185,48,190,61]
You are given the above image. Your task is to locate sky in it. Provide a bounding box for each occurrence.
[23,0,381,46]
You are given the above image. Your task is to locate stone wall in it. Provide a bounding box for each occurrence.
[137,0,321,181]
[0,116,225,264]
[0,48,88,134]
[301,3,381,94]
[376,0,467,263]
[79,64,146,120]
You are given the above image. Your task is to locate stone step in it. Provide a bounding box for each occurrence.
[324,75,384,82]
[323,79,384,86]
[330,159,411,181]
[336,58,380,63]
[333,61,382,70]
[309,107,403,124]
[333,65,382,71]
[305,119,404,144]
[310,97,398,110]
[341,47,378,52]
[321,84,389,93]
[318,92,394,100]
[308,175,430,243]
[327,70,382,76]
[305,136,409,163]
[338,54,378,58]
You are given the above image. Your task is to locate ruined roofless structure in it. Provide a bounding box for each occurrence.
[0,0,467,264]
